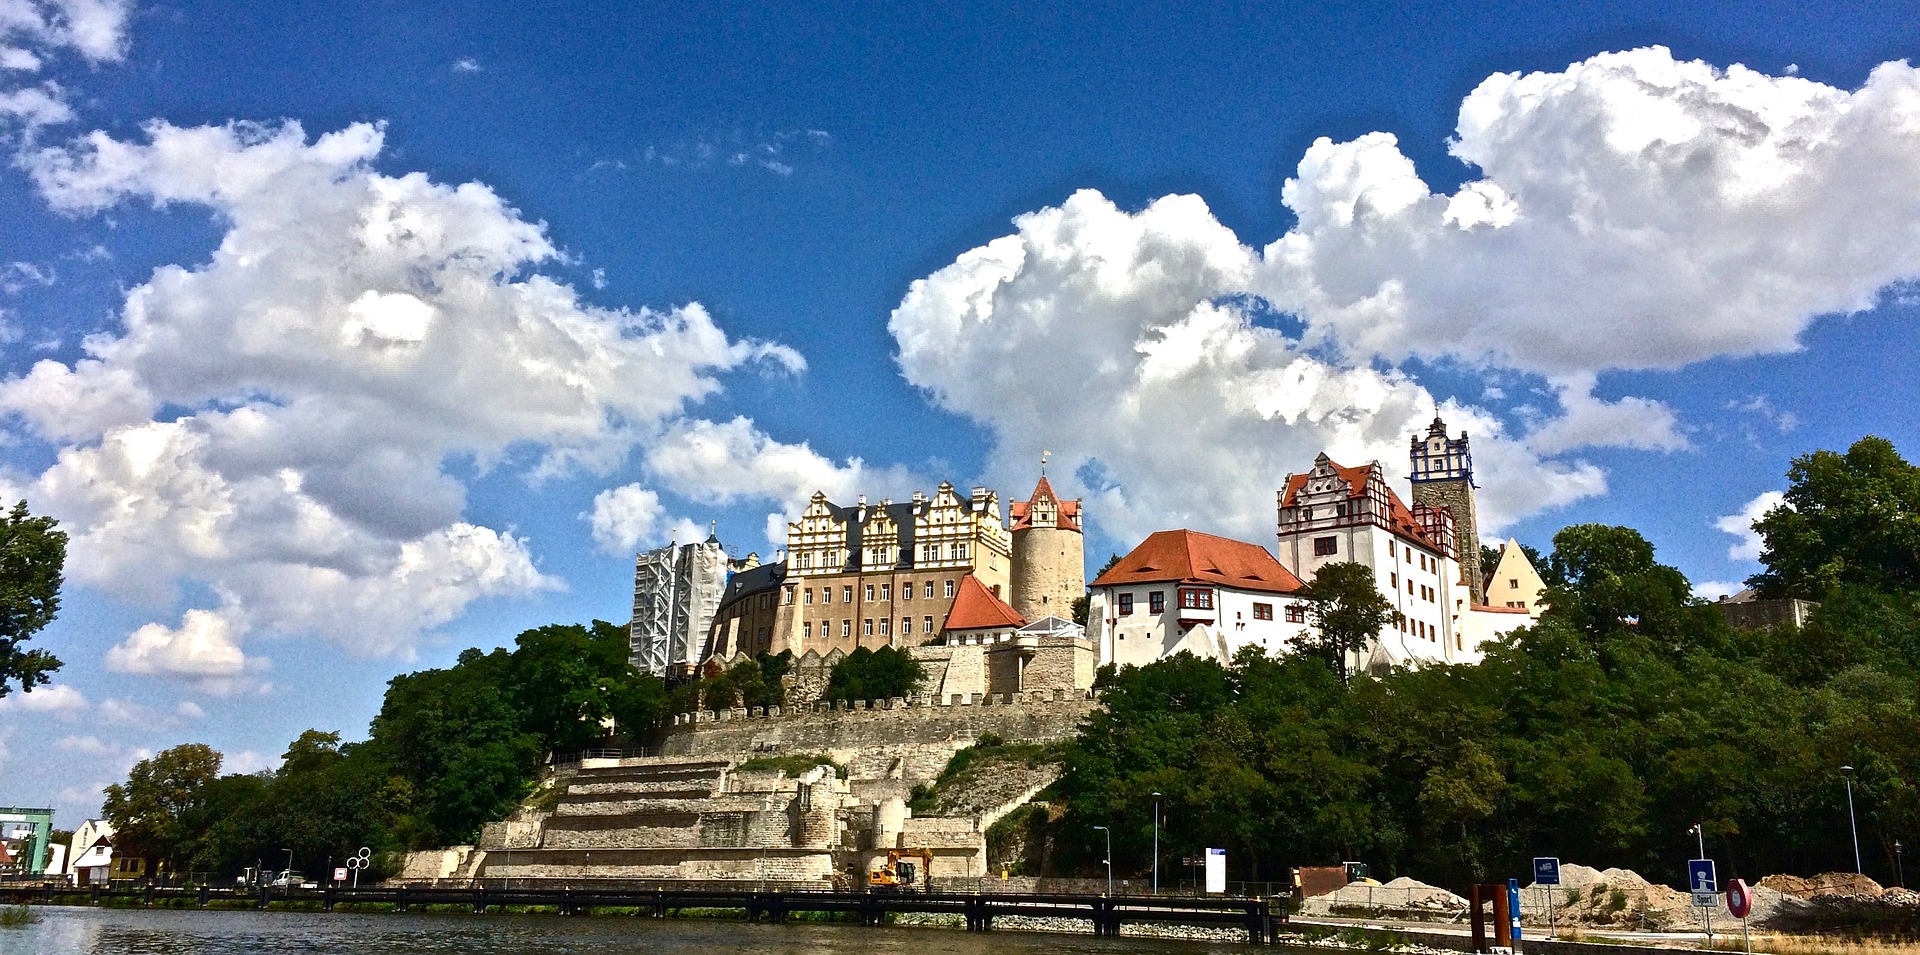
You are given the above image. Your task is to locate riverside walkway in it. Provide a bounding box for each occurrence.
[0,882,1286,943]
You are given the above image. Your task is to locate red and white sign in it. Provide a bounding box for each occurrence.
[1726,878,1752,919]
[333,867,348,883]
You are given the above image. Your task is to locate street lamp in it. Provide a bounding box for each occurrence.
[1841,766,1862,874]
[1690,823,1706,860]
[1898,841,1906,889]
[1093,825,1113,897]
[1152,791,1162,897]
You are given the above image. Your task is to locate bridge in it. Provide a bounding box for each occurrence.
[0,882,1286,942]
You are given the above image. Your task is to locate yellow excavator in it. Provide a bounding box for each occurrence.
[867,848,933,892]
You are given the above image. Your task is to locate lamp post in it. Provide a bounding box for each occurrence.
[1897,841,1906,888]
[1152,791,1162,897]
[1842,766,1862,874]
[1691,823,1706,860]
[1093,825,1112,897]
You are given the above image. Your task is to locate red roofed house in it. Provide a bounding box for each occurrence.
[1088,529,1308,669]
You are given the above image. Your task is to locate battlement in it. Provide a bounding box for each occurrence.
[667,686,1097,727]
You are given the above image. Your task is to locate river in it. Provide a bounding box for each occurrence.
[0,907,1270,954]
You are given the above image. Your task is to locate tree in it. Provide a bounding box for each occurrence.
[1749,436,1920,599]
[825,646,926,702]
[1297,562,1395,685]
[0,500,67,698]
[103,743,223,874]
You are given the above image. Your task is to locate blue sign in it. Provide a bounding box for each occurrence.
[1533,857,1561,886]
[1688,859,1718,893]
[1507,878,1522,943]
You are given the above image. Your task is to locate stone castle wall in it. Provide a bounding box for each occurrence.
[662,690,1097,767]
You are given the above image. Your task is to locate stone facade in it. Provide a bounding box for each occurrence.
[1409,417,1482,603]
[1009,476,1085,622]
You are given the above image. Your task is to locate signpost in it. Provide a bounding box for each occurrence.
[346,847,372,888]
[1204,848,1226,894]
[1507,879,1522,946]
[1534,857,1561,938]
[1689,859,1717,944]
[1726,878,1752,953]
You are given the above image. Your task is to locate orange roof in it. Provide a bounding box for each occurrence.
[1091,529,1305,595]
[1010,476,1082,530]
[1470,604,1532,614]
[1279,457,1438,551]
[942,574,1028,631]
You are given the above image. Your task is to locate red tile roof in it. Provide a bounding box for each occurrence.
[942,574,1028,631]
[1091,529,1305,595]
[1010,476,1082,530]
[1279,457,1439,552]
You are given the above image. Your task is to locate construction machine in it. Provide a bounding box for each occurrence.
[867,848,933,892]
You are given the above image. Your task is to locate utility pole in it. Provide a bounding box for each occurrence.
[1842,766,1862,874]
[1152,791,1162,896]
[1094,825,1112,897]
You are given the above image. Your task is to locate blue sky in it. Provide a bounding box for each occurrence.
[2,0,1918,823]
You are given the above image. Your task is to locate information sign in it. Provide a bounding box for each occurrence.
[1204,848,1226,893]
[1533,857,1561,886]
[1688,859,1717,893]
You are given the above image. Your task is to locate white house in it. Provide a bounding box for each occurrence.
[1276,453,1477,669]
[1088,529,1310,669]
[67,819,114,886]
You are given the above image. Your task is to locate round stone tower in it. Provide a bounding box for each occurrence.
[1009,473,1084,622]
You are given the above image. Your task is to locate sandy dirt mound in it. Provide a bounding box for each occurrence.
[1759,871,1884,899]
[1522,866,1689,930]
[1297,876,1467,917]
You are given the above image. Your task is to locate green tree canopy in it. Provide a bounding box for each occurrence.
[103,743,223,874]
[1749,436,1920,599]
[0,500,67,697]
[1297,561,1395,684]
[825,646,926,702]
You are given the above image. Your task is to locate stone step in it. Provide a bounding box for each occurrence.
[551,796,774,817]
[567,762,731,783]
[568,780,725,795]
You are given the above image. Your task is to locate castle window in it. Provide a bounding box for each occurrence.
[903,584,912,601]
[957,542,969,560]
[822,587,832,604]
[880,583,891,600]
[1118,593,1134,615]
[924,615,934,633]
[944,580,955,598]
[864,619,873,636]
[841,620,851,637]
[1510,578,1519,588]
[1388,541,1396,558]
[1178,588,1214,611]
[1314,536,1338,556]
[879,618,890,636]
[803,622,812,638]
[843,586,853,603]
[805,589,814,605]
[1148,591,1165,614]
[758,594,771,609]
[925,582,935,598]
[1390,573,1398,588]
[1285,605,1306,624]
[1253,603,1274,621]
[865,584,875,601]
[901,617,912,634]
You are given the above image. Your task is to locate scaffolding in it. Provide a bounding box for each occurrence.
[629,536,730,677]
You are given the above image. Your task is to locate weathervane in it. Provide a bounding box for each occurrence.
[1041,449,1052,477]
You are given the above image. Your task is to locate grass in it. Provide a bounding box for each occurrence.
[0,905,43,928]
[1704,933,1920,955]
[735,753,845,778]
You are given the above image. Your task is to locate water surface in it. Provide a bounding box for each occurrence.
[0,907,1256,954]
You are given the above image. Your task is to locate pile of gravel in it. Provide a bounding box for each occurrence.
[1297,877,1467,918]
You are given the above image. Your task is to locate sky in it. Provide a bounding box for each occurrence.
[2,0,1919,824]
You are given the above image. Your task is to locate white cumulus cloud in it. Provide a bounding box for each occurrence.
[890,189,1604,545]
[0,681,88,717]
[0,119,802,666]
[1264,47,1920,378]
[1714,490,1786,562]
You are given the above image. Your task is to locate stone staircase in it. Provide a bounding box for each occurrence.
[469,755,845,883]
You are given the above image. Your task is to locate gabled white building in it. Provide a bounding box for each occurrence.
[1088,529,1310,669]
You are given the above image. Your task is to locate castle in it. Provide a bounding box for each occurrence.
[629,473,1092,701]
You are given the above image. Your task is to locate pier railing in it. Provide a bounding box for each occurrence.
[0,881,1287,943]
